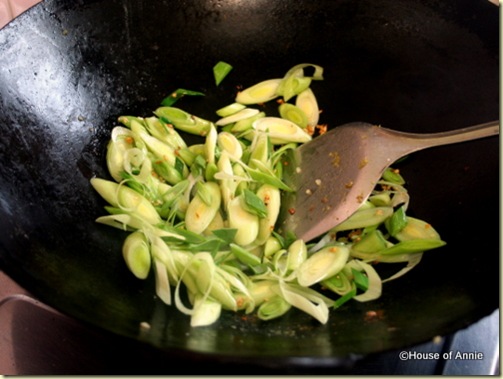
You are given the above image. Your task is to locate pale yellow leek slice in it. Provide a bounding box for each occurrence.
[296,245,350,287]
[91,178,161,225]
[216,102,247,117]
[235,78,282,104]
[252,117,312,144]
[185,181,221,234]
[215,108,260,126]
[295,88,320,127]
[122,230,151,279]
[255,184,281,245]
[217,131,243,160]
[227,196,259,246]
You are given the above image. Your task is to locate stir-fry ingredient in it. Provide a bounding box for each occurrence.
[91,63,446,327]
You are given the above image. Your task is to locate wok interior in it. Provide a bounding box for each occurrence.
[0,0,498,362]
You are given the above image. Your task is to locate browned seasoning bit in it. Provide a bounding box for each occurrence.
[364,310,384,322]
[356,194,364,203]
[288,208,296,215]
[345,181,354,189]
[329,151,341,167]
[348,229,362,241]
[321,196,329,203]
[359,158,369,169]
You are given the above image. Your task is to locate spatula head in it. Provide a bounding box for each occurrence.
[277,122,392,242]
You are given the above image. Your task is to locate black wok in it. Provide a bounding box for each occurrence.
[0,0,499,373]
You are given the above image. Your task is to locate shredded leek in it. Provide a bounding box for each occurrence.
[91,63,446,327]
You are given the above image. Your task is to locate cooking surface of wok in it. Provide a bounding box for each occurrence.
[0,0,498,367]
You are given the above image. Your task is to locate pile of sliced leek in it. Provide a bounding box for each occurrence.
[91,63,445,327]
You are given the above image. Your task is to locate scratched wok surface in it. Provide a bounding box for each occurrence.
[0,0,498,371]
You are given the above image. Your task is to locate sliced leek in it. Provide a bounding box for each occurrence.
[296,88,320,128]
[236,78,282,104]
[252,117,312,144]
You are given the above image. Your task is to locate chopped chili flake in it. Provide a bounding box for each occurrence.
[316,124,328,135]
[236,297,245,308]
[288,208,296,215]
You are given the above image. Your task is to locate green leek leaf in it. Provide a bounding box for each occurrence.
[380,239,446,255]
[242,189,268,218]
[213,61,233,86]
[333,285,357,309]
[161,88,205,107]
[386,205,408,237]
[351,268,369,292]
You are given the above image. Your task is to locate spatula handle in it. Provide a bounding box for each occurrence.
[387,121,499,153]
[421,121,499,145]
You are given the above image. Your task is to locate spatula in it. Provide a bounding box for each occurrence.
[277,121,499,242]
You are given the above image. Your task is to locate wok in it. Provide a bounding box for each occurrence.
[0,0,499,373]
